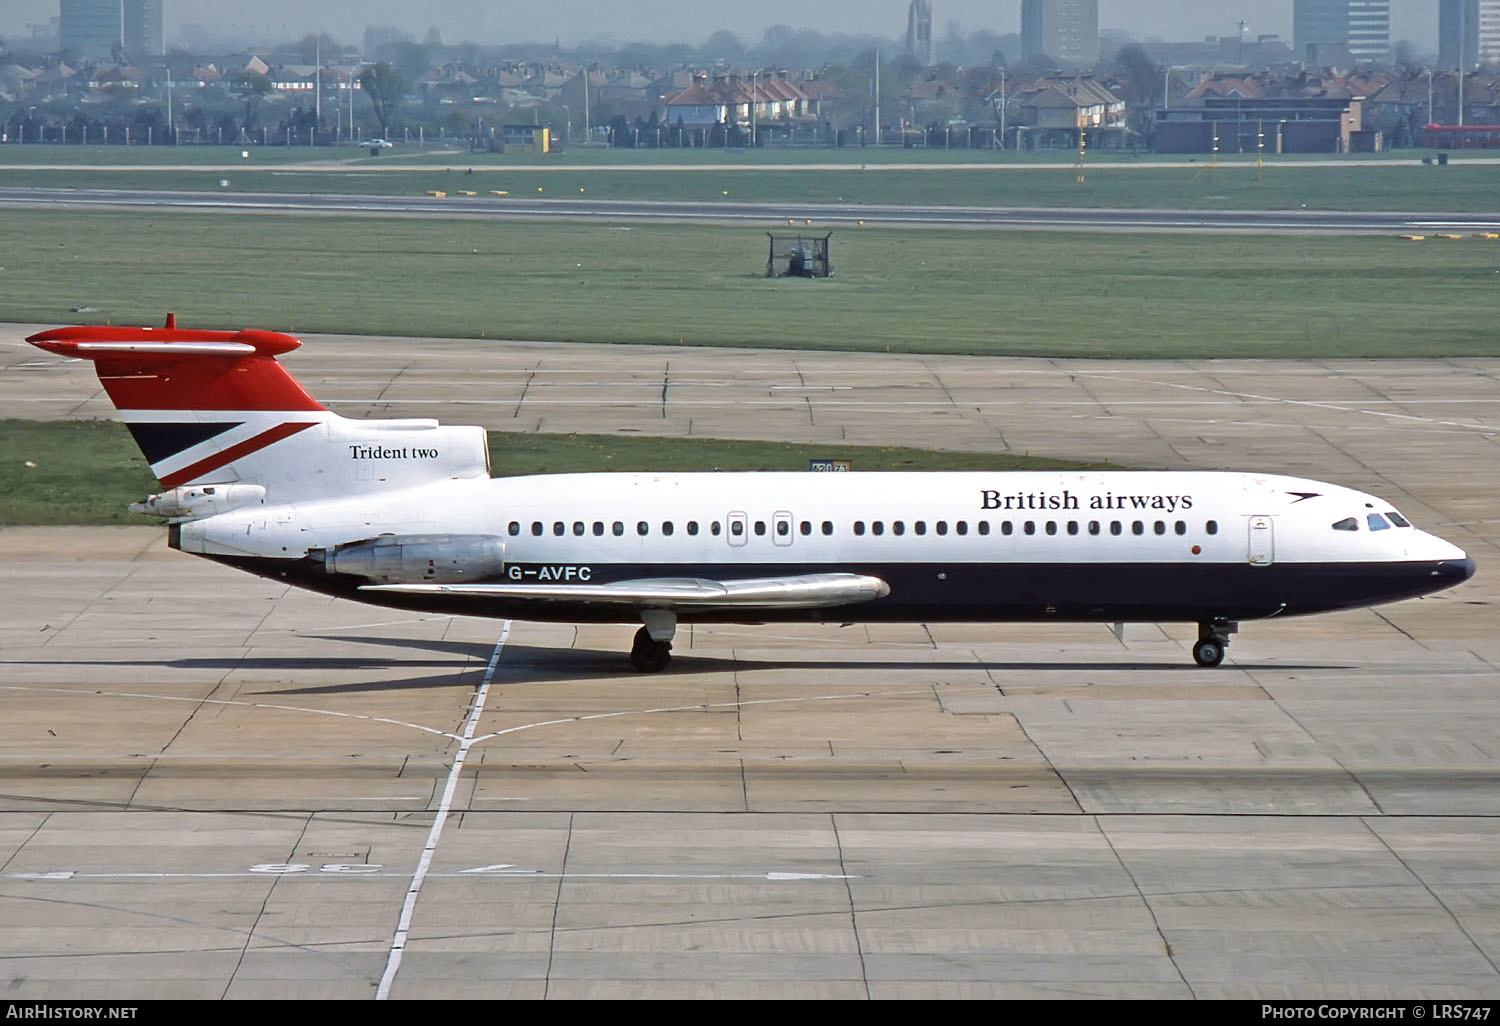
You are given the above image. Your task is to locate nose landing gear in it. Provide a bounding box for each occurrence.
[1193,621,1238,667]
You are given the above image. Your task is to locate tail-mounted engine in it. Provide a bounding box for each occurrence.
[312,534,504,585]
[130,484,267,521]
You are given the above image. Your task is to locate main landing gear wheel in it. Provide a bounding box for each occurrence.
[630,626,672,673]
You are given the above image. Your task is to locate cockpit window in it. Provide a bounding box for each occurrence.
[1332,518,1358,532]
[1367,513,1391,531]
[1386,511,1411,528]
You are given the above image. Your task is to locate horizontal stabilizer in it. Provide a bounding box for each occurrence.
[362,572,891,610]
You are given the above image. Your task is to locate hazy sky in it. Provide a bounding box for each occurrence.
[3,1,1440,50]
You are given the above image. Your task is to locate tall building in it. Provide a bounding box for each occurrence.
[1484,1,1500,61]
[124,0,164,60]
[906,0,935,68]
[1293,0,1390,64]
[58,0,163,61]
[59,0,122,57]
[1440,0,1500,67]
[1020,0,1099,67]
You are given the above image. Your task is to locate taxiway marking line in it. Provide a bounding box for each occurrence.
[0,683,462,741]
[376,620,508,1001]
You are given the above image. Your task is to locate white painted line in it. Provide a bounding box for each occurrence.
[1089,372,1498,434]
[1,868,857,882]
[469,685,950,745]
[376,620,509,1001]
[0,683,464,741]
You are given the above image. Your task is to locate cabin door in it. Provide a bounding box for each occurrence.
[1247,515,1275,566]
[772,511,794,547]
[727,511,748,547]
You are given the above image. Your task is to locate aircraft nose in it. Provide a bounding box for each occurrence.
[1435,556,1477,587]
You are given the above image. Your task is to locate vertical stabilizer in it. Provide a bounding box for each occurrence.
[28,319,489,504]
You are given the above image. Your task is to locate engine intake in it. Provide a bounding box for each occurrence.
[130,484,266,520]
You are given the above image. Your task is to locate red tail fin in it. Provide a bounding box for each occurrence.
[27,318,323,413]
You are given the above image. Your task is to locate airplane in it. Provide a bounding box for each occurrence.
[28,316,1476,673]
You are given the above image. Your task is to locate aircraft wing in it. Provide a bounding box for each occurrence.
[361,572,890,610]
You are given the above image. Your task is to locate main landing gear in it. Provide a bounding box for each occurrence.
[1193,620,1238,667]
[630,626,672,673]
[629,609,677,673]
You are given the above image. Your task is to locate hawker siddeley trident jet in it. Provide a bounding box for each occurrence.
[29,318,1476,672]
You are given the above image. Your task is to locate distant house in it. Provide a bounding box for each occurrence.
[663,78,723,128]
[663,73,819,131]
[1017,74,1127,146]
[269,65,317,93]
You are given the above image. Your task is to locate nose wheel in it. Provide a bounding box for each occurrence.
[630,624,673,673]
[1193,621,1237,667]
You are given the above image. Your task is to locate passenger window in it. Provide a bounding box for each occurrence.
[532,521,544,537]
[1206,520,1218,535]
[1089,521,1100,535]
[892,521,905,536]
[822,521,834,536]
[711,521,722,536]
[1132,521,1144,536]
[1002,521,1013,536]
[1067,521,1078,536]
[508,521,520,536]
[1045,521,1057,535]
[956,521,968,536]
[914,521,926,536]
[1154,521,1166,536]
[978,521,990,536]
[1387,512,1411,527]
[687,521,699,536]
[800,521,812,536]
[662,521,674,536]
[872,521,885,536]
[553,522,565,537]
[593,521,605,537]
[1367,514,1391,531]
[854,521,865,536]
[936,521,948,535]
[1175,521,1186,536]
[1111,521,1122,536]
[730,520,744,537]
[1332,518,1358,532]
[754,521,766,536]
[573,521,585,536]
[1024,521,1035,535]
[637,521,649,536]
[776,520,790,536]
[613,521,625,537]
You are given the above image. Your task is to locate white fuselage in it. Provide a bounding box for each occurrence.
[176,469,1472,627]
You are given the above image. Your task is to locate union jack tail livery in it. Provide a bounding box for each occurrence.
[28,315,490,517]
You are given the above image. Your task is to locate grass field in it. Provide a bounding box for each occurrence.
[0,419,1096,525]
[2,208,1497,358]
[1,145,1497,211]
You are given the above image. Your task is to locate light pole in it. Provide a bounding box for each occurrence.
[1427,67,1434,144]
[581,67,590,146]
[751,69,757,148]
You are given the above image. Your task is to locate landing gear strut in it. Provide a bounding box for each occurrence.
[629,609,677,673]
[1193,620,1238,667]
[630,626,672,673]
